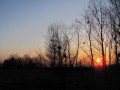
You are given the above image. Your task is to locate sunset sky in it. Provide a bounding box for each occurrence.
[0,0,89,60]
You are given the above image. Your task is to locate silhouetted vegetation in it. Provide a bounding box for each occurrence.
[0,57,120,90]
[1,54,47,70]
[0,0,120,90]
[44,0,120,69]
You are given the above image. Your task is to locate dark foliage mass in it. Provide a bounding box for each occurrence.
[1,55,47,70]
[0,54,91,70]
[0,56,120,90]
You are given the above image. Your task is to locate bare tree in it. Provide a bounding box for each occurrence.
[84,11,94,68]
[87,0,108,68]
[108,0,120,65]
[45,23,71,67]
[71,23,81,67]
[45,22,82,67]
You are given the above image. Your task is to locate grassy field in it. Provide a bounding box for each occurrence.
[0,66,120,90]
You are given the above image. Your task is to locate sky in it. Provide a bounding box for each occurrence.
[0,0,89,60]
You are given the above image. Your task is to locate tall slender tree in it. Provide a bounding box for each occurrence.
[87,0,108,68]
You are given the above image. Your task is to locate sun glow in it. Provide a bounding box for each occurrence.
[96,58,101,63]
[94,58,103,70]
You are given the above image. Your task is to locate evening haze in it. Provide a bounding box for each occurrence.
[0,0,89,60]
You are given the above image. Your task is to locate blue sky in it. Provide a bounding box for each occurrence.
[0,0,89,60]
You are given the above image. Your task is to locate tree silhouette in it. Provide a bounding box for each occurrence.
[108,0,120,65]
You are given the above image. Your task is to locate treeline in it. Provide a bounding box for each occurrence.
[1,0,120,69]
[0,54,47,70]
[45,0,120,68]
[0,54,92,71]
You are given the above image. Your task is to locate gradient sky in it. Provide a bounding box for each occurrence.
[0,0,89,60]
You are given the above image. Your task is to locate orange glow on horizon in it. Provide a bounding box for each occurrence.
[94,58,103,70]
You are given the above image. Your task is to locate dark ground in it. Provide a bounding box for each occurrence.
[0,66,120,90]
